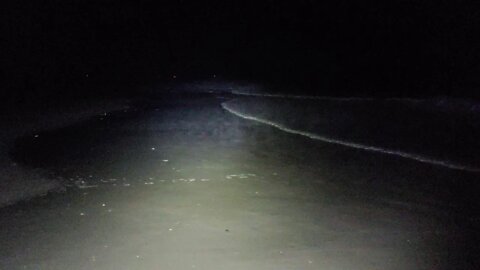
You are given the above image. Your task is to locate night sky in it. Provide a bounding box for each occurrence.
[2,0,480,105]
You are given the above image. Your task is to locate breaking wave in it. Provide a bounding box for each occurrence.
[222,102,480,173]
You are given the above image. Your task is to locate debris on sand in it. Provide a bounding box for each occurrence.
[75,180,98,189]
[78,184,98,189]
[101,178,117,183]
[225,173,256,180]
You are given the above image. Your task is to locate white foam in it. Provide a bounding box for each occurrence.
[231,90,423,103]
[222,102,480,172]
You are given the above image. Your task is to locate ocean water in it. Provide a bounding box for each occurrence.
[223,95,480,172]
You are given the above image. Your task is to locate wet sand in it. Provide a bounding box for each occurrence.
[1,94,478,269]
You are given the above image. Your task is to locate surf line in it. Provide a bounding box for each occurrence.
[231,90,423,103]
[222,102,480,173]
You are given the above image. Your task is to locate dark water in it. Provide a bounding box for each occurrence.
[1,94,479,269]
[225,96,480,171]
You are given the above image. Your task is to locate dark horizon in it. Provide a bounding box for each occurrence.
[3,0,480,107]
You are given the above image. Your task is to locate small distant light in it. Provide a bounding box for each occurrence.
[34,134,39,138]
[172,75,177,79]
[85,73,89,78]
[213,74,216,78]
[151,147,156,151]
[162,159,168,162]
